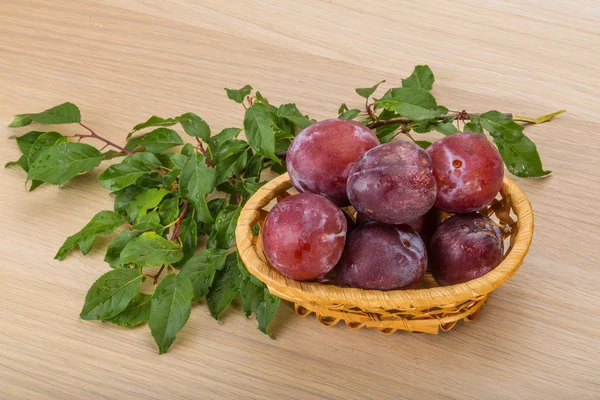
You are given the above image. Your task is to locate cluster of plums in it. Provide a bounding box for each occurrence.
[262,119,506,290]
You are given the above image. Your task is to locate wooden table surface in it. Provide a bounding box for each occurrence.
[1,1,599,399]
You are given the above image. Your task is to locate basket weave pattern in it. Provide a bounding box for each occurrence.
[236,173,534,334]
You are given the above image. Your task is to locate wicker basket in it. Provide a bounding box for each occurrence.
[236,173,533,334]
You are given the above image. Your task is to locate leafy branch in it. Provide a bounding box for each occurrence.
[5,65,564,353]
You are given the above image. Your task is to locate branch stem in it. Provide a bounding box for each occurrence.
[366,112,513,129]
[77,122,133,155]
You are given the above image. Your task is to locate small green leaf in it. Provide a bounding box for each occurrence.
[415,140,432,149]
[174,216,198,267]
[27,142,102,185]
[206,253,242,319]
[238,258,280,335]
[434,121,459,135]
[180,152,217,224]
[463,118,483,134]
[55,210,124,260]
[208,128,242,151]
[120,232,183,267]
[10,102,81,127]
[80,267,142,321]
[338,103,349,114]
[207,205,241,250]
[28,132,67,163]
[401,65,434,90]
[104,230,142,268]
[114,185,147,216]
[98,152,162,192]
[132,210,162,230]
[478,111,550,177]
[179,249,228,301]
[158,197,180,226]
[355,80,385,99]
[109,293,152,328]
[244,153,263,180]
[378,87,444,121]
[513,110,566,124]
[178,112,210,142]
[130,116,178,135]
[213,140,250,185]
[277,104,312,129]
[224,85,253,104]
[148,273,194,354]
[11,131,45,155]
[127,188,171,222]
[125,128,184,153]
[339,109,361,120]
[243,104,279,161]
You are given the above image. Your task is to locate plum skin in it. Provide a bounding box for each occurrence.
[347,141,437,224]
[286,119,380,206]
[336,222,427,290]
[262,193,347,281]
[429,213,504,286]
[427,132,504,213]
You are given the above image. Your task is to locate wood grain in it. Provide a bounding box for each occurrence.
[1,1,599,399]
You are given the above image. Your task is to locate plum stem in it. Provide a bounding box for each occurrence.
[77,122,134,154]
[169,200,189,241]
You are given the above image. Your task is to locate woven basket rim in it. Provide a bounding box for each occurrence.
[236,173,534,310]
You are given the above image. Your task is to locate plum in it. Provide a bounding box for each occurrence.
[286,119,380,206]
[427,132,504,213]
[336,223,427,290]
[347,141,437,224]
[430,213,504,286]
[262,193,346,281]
[356,208,441,247]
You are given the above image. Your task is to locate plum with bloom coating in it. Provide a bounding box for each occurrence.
[427,132,504,213]
[286,119,379,206]
[262,193,347,281]
[337,222,427,290]
[347,141,437,224]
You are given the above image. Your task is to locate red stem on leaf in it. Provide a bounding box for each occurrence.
[77,122,134,155]
[170,201,189,241]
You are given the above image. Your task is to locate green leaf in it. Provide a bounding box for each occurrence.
[120,232,183,267]
[243,104,279,161]
[27,142,102,185]
[178,112,210,142]
[10,102,81,127]
[104,230,142,268]
[148,273,194,354]
[158,197,180,226]
[174,216,198,267]
[238,257,280,335]
[80,267,142,321]
[125,128,184,153]
[98,152,162,192]
[339,109,361,120]
[244,153,263,180]
[224,85,253,104]
[11,131,45,155]
[463,118,483,134]
[109,293,152,328]
[338,103,349,114]
[206,205,241,250]
[434,121,459,135]
[415,140,432,149]
[208,128,242,151]
[401,65,434,90]
[376,124,400,143]
[28,132,67,163]
[179,249,228,301]
[213,140,250,185]
[132,210,162,230]
[157,152,188,170]
[478,111,550,177]
[206,253,242,319]
[378,87,444,121]
[130,116,178,135]
[180,152,217,224]
[114,185,147,216]
[127,188,171,222]
[55,210,124,260]
[277,104,312,129]
[355,80,385,99]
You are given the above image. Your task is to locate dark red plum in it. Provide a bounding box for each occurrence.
[347,141,437,224]
[262,193,347,281]
[337,223,427,290]
[356,208,441,247]
[287,119,380,206]
[430,213,504,286]
[427,132,504,213]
